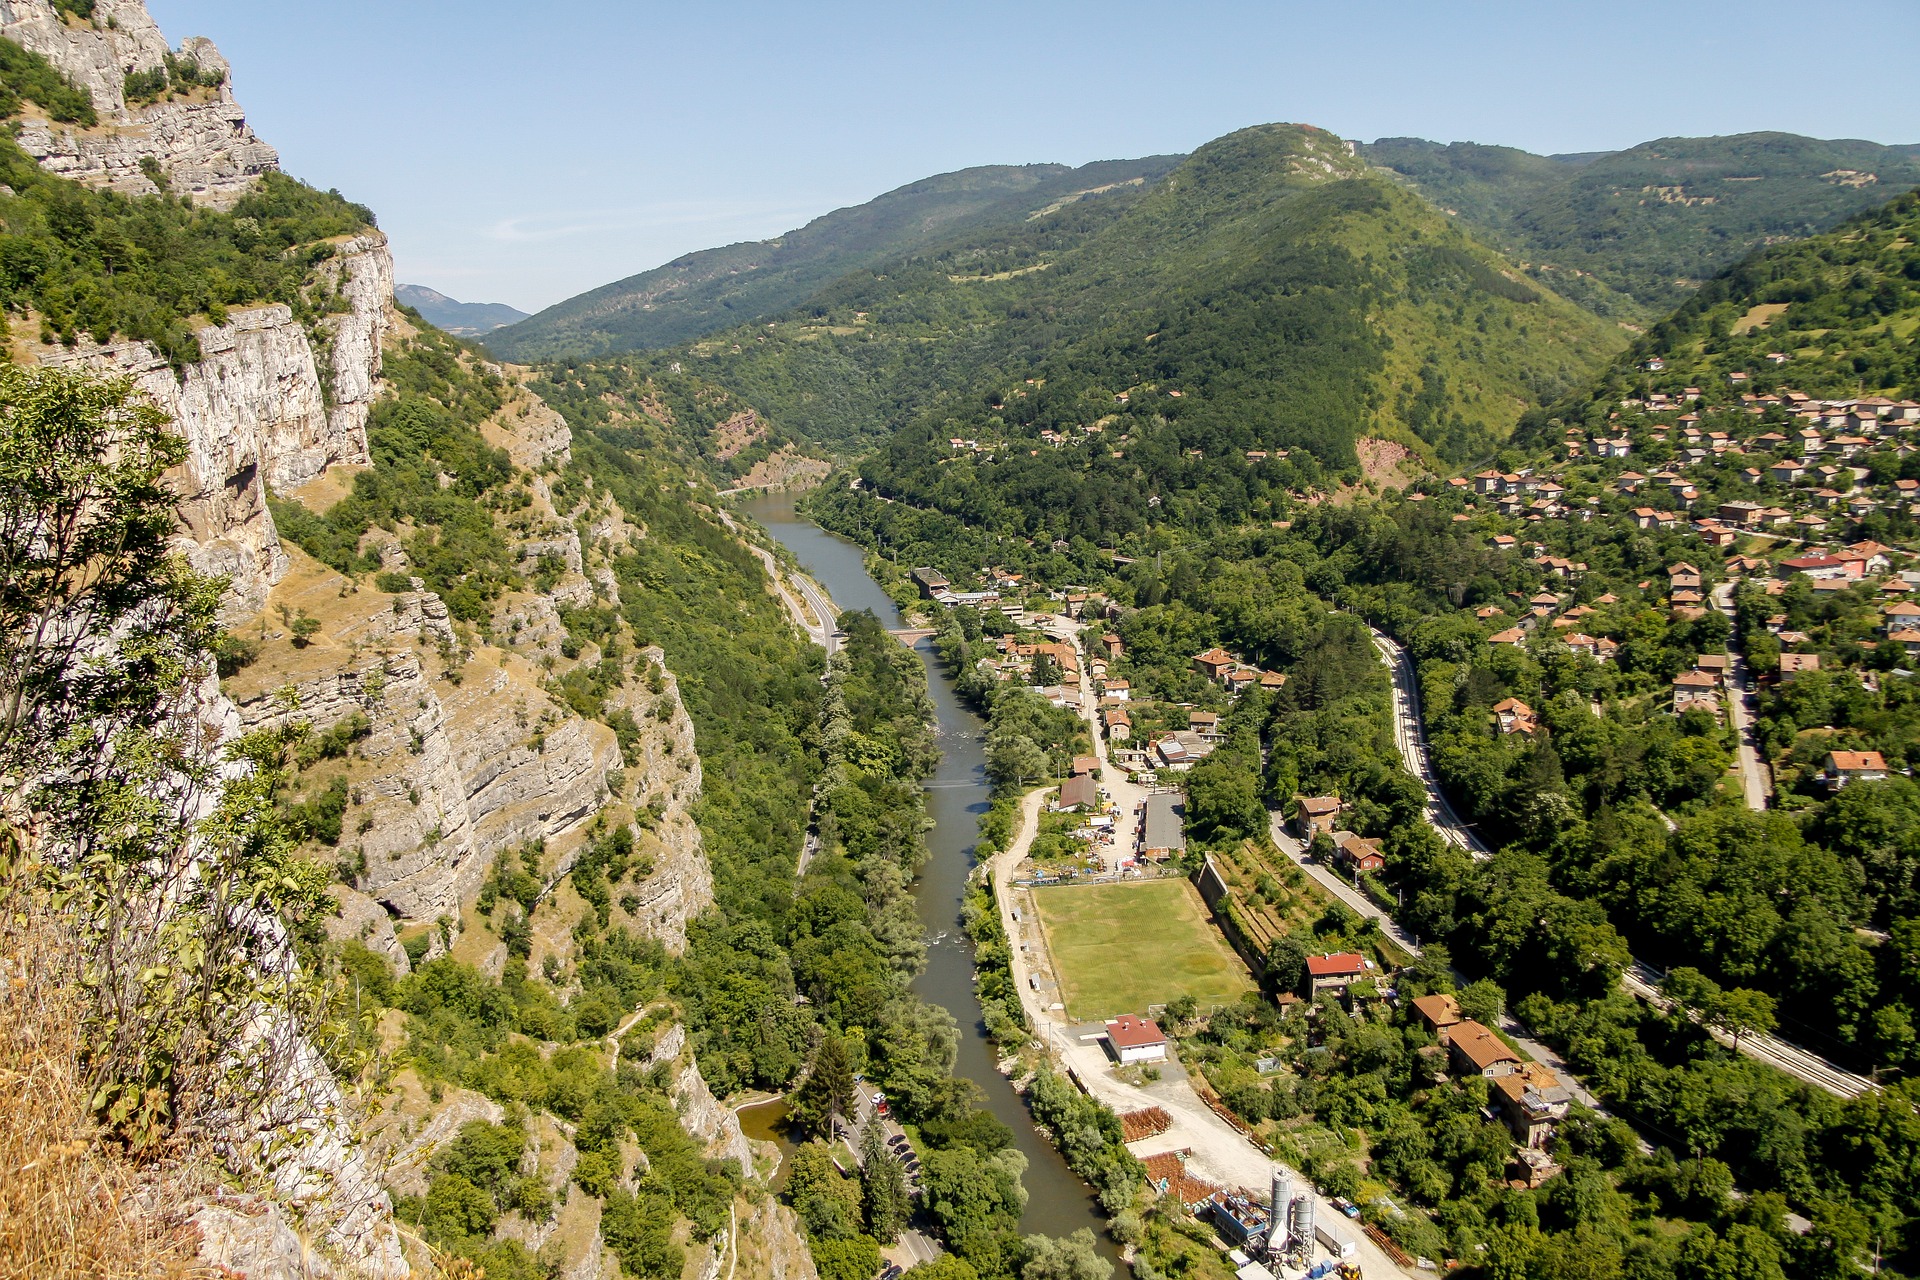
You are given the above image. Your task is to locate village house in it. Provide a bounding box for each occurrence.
[1105,1015,1169,1065]
[1054,773,1097,813]
[1191,648,1235,681]
[1295,796,1344,839]
[1102,678,1132,701]
[1825,751,1889,789]
[1673,670,1720,712]
[1304,952,1374,997]
[1494,1063,1573,1148]
[1102,707,1131,741]
[1492,698,1539,735]
[1412,993,1462,1037]
[1445,1020,1523,1079]
[1186,710,1224,742]
[1781,554,1864,581]
[1777,653,1822,681]
[1331,831,1386,876]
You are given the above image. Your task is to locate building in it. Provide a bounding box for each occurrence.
[1411,993,1462,1036]
[1781,554,1864,581]
[1494,1063,1573,1148]
[1491,698,1539,735]
[1192,648,1236,681]
[1673,670,1720,712]
[1305,952,1373,996]
[1445,1020,1522,1078]
[1102,678,1132,701]
[1296,796,1344,839]
[911,567,951,599]
[1777,653,1821,681]
[1331,831,1385,875]
[1105,1015,1169,1064]
[1825,751,1889,788]
[1141,792,1187,859]
[1055,774,1097,813]
[1071,755,1100,777]
[1103,708,1131,741]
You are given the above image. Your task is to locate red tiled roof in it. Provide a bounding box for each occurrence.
[1105,1015,1167,1049]
[1306,952,1368,978]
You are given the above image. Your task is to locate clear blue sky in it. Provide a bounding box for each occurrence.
[149,0,1920,314]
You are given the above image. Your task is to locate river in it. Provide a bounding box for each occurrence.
[736,489,1118,1248]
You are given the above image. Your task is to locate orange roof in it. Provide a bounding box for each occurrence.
[1829,751,1887,772]
[1449,1020,1522,1072]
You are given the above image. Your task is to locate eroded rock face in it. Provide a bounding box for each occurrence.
[0,0,279,206]
[36,233,394,615]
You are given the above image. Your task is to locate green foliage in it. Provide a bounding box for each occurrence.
[0,148,370,364]
[1366,132,1920,314]
[270,329,519,618]
[0,34,95,124]
[487,156,1184,361]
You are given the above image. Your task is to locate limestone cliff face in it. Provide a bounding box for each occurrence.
[0,0,278,206]
[36,231,396,614]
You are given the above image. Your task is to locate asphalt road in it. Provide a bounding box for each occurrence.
[1710,581,1772,811]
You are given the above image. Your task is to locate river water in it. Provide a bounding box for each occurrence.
[736,490,1116,1247]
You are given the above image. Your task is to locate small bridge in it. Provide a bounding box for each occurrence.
[889,628,937,647]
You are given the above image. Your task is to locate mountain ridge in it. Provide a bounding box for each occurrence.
[485,154,1183,360]
[395,282,529,335]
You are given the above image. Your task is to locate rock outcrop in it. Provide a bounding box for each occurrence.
[1,0,278,206]
[36,230,396,614]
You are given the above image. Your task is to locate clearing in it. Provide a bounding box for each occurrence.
[1031,879,1254,1020]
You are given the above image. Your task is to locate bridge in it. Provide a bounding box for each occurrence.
[889,628,937,647]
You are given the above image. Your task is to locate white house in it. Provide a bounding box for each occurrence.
[1105,1014,1169,1064]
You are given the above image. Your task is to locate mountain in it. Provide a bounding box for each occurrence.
[1524,186,1920,440]
[484,154,1183,361]
[595,123,1622,491]
[1363,131,1920,315]
[394,282,528,335]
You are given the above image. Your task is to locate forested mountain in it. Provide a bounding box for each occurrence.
[1527,187,1920,437]
[395,283,529,335]
[485,155,1182,360]
[598,124,1623,482]
[1364,132,1920,315]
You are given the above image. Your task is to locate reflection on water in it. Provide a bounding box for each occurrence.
[737,1097,799,1191]
[736,490,1119,1256]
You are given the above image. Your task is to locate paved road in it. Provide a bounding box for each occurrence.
[1037,614,1149,871]
[1361,618,1874,1100]
[1710,581,1772,811]
[718,509,839,654]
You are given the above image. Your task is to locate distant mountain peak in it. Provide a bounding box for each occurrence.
[395,284,529,338]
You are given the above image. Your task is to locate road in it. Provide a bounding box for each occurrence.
[1368,628,1490,858]
[1037,614,1149,871]
[717,509,839,654]
[1710,581,1772,811]
[1360,618,1874,1100]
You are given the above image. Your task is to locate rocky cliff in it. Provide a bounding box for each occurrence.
[0,0,278,205]
[38,234,393,616]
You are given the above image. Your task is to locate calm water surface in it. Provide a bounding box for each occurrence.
[736,490,1118,1250]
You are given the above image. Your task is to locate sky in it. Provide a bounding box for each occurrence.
[149,0,1920,316]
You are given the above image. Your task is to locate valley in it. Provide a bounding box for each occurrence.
[0,4,1918,1280]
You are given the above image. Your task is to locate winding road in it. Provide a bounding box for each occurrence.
[1359,623,1874,1100]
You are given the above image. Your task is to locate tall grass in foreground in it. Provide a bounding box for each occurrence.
[0,850,204,1279]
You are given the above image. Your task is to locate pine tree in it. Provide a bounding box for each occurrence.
[859,1118,909,1243]
[792,1033,856,1140]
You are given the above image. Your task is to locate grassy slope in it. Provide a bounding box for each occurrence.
[1365,131,1920,316]
[486,155,1183,361]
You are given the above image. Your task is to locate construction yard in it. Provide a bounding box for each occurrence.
[1029,879,1254,1020]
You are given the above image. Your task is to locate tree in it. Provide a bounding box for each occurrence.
[792,1033,857,1140]
[1020,1229,1112,1280]
[1265,934,1308,994]
[986,731,1048,787]
[860,1118,909,1243]
[1707,987,1777,1052]
[290,611,321,647]
[1165,993,1199,1027]
[1459,978,1506,1026]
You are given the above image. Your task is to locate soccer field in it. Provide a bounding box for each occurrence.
[1030,878,1255,1020]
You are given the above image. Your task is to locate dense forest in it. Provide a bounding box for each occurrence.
[1365,132,1920,315]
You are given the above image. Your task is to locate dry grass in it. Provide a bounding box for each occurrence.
[0,870,207,1280]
